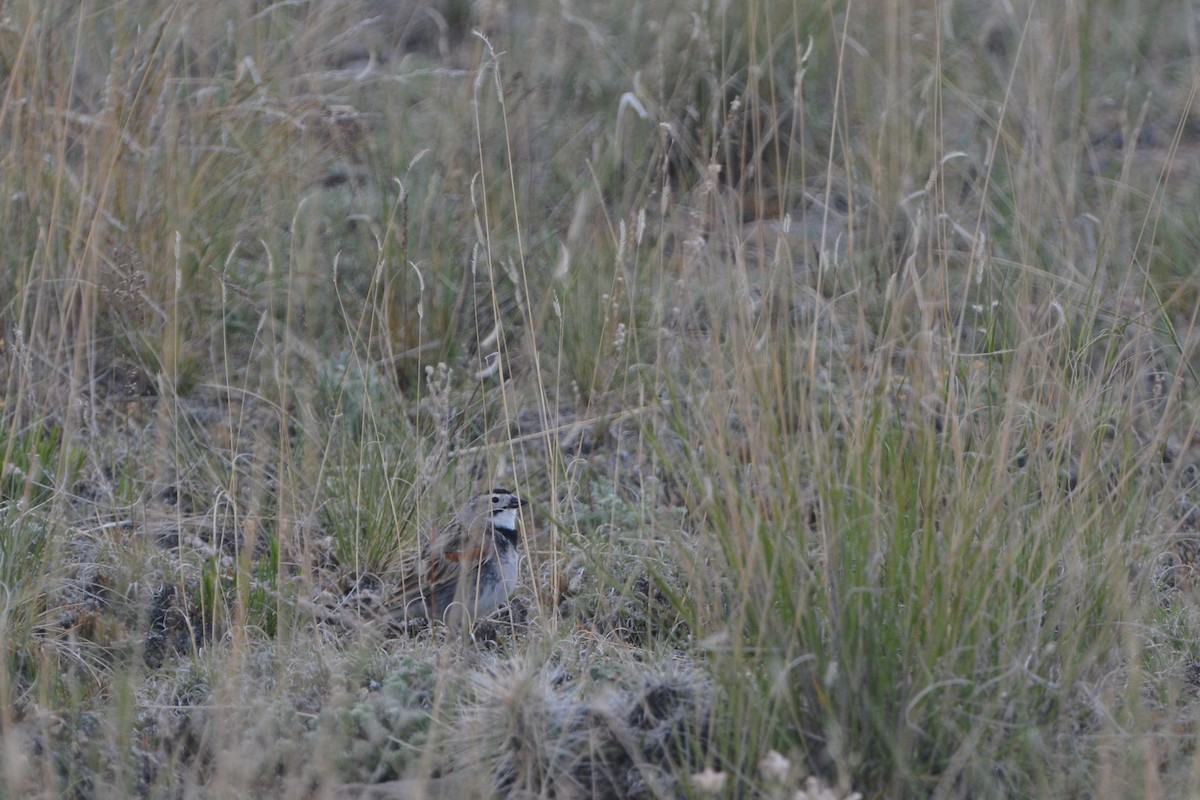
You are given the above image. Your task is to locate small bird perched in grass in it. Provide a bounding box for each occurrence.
[390,489,527,627]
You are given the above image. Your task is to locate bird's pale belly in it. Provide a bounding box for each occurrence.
[471,544,520,616]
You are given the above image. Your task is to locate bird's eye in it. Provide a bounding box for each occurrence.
[492,495,500,504]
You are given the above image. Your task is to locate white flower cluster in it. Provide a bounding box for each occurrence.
[690,750,863,800]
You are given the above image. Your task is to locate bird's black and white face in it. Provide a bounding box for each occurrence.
[456,489,526,535]
[484,489,525,533]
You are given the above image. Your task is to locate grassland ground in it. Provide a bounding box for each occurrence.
[3,1,1200,797]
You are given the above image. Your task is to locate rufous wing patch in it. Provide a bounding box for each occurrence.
[443,547,484,564]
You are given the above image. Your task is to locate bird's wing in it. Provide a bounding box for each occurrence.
[393,519,493,607]
[429,516,491,560]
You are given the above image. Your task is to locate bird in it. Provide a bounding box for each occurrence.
[390,489,528,627]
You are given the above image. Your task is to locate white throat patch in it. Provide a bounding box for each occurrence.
[492,507,519,532]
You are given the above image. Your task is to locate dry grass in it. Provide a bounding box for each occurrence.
[2,0,1200,797]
